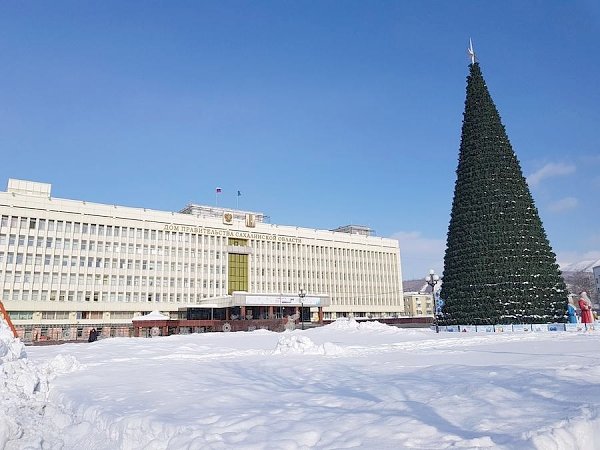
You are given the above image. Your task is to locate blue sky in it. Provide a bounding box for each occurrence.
[1,1,599,279]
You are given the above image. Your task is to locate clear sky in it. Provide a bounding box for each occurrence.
[1,1,599,279]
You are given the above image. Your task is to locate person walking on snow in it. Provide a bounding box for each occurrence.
[88,328,98,342]
[578,291,593,327]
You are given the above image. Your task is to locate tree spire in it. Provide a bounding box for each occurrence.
[468,38,475,65]
[440,60,568,325]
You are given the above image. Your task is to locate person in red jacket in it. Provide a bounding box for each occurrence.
[578,291,594,326]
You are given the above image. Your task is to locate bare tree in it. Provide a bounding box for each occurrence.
[566,271,598,307]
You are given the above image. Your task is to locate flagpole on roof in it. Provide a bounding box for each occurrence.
[215,187,222,207]
[236,190,241,209]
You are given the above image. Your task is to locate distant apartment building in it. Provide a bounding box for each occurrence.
[403,292,433,316]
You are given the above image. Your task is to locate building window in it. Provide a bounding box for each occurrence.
[228,253,248,294]
[9,310,33,320]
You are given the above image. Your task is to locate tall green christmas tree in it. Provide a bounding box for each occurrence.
[440,55,567,325]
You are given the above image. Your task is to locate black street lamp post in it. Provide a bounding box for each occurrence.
[299,287,306,330]
[425,269,440,333]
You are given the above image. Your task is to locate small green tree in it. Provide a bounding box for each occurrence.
[440,62,567,325]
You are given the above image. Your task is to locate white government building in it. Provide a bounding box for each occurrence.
[0,179,404,337]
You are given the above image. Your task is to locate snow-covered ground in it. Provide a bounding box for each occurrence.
[2,318,600,449]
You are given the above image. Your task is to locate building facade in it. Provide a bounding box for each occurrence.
[403,292,433,317]
[1,179,404,336]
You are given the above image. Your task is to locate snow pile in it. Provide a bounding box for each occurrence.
[325,317,397,332]
[0,319,40,397]
[358,320,398,332]
[526,404,600,449]
[525,364,600,448]
[39,353,82,380]
[135,310,170,320]
[0,318,96,449]
[272,333,345,355]
[325,316,361,330]
[0,318,45,448]
[0,322,25,363]
[248,328,273,335]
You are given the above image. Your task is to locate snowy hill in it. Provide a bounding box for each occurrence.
[560,258,600,273]
[402,279,430,293]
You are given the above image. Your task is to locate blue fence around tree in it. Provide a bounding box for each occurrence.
[437,323,596,333]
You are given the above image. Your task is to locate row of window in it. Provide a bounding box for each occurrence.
[8,310,141,320]
[0,253,226,272]
[1,273,222,287]
[0,235,224,257]
[1,235,394,271]
[3,284,400,303]
[0,236,394,276]
[4,289,209,302]
[2,279,393,294]
[1,216,396,260]
[2,274,396,306]
[0,253,392,284]
[1,216,215,242]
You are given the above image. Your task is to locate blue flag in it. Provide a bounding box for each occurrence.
[237,190,242,197]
